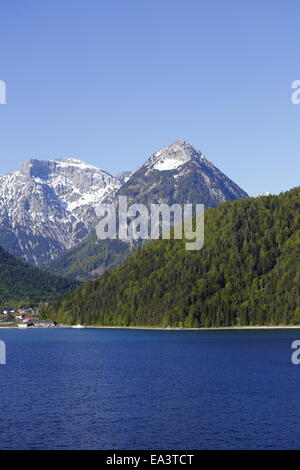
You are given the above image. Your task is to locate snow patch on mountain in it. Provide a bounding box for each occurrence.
[145,139,204,173]
[0,157,122,264]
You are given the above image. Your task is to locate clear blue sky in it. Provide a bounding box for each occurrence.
[0,0,299,196]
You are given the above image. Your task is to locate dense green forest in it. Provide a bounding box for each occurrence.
[0,247,79,310]
[44,187,300,327]
[45,233,136,280]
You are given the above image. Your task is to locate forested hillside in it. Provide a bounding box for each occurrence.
[0,247,78,309]
[44,187,300,327]
[44,233,135,280]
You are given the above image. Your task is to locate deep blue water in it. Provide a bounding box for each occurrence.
[0,327,300,449]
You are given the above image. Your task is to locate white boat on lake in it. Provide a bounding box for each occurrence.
[73,324,85,329]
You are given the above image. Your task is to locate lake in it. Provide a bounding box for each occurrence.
[0,327,299,449]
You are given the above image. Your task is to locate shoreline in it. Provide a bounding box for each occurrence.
[1,324,300,331]
[85,325,300,331]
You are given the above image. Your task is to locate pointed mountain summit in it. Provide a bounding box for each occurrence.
[111,139,248,207]
[145,139,201,171]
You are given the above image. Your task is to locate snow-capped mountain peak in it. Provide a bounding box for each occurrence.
[0,157,122,264]
[145,139,203,172]
[111,139,249,209]
[21,157,120,211]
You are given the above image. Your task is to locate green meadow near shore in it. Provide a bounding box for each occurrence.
[43,187,300,328]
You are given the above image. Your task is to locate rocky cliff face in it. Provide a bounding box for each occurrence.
[0,158,121,264]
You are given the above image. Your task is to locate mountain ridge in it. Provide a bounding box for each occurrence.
[0,157,122,264]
